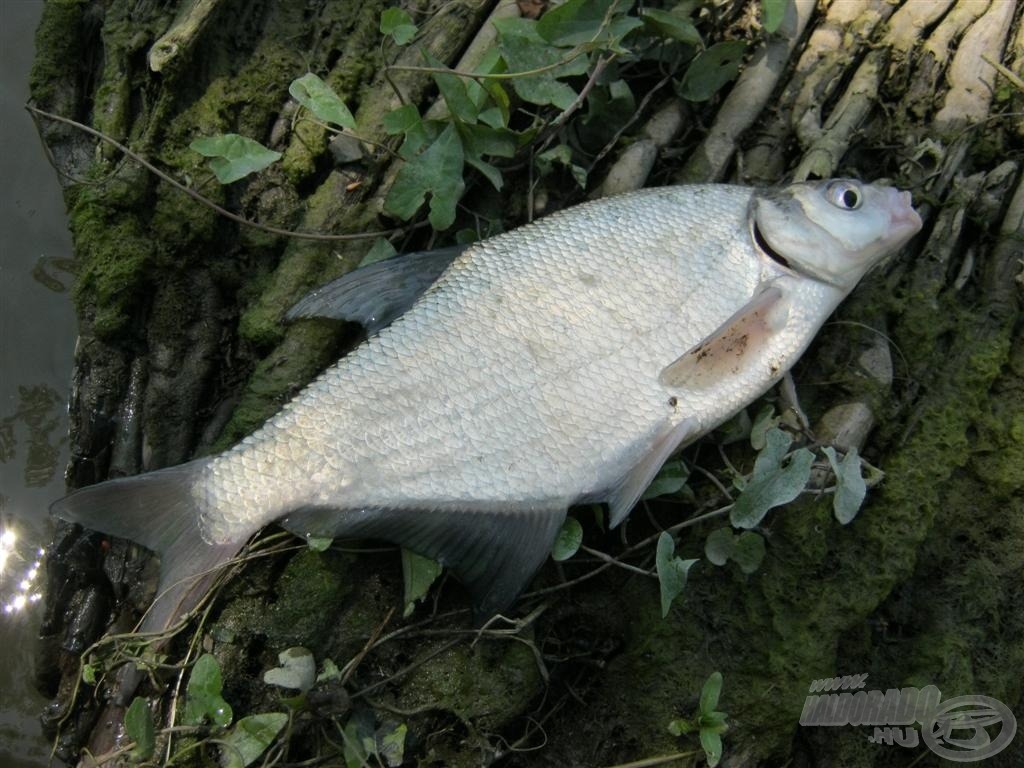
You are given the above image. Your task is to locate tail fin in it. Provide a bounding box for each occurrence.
[50,460,243,636]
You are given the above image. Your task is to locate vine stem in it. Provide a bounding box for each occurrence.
[26,104,417,243]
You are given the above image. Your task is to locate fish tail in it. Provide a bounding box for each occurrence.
[50,459,242,635]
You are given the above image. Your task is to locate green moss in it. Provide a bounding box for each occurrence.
[398,638,543,731]
[261,549,354,652]
[29,0,84,108]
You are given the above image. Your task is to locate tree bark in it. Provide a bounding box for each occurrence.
[30,0,1023,766]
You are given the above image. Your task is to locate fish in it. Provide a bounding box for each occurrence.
[51,179,922,633]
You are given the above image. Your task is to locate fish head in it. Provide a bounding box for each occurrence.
[751,179,923,290]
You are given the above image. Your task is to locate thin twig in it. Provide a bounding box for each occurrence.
[26,104,417,243]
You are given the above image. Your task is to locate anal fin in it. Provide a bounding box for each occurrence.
[607,417,701,528]
[281,505,567,620]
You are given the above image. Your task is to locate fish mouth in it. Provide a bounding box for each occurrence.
[888,189,923,237]
[752,221,792,270]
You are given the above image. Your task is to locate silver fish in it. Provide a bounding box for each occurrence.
[52,179,922,631]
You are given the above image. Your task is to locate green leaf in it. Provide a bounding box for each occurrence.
[496,23,589,109]
[426,52,479,124]
[378,723,407,767]
[402,548,443,617]
[385,122,465,230]
[263,647,316,692]
[359,237,398,267]
[316,658,342,684]
[699,671,723,713]
[289,73,357,130]
[640,8,702,45]
[535,144,588,189]
[537,0,643,48]
[219,713,288,768]
[703,528,735,566]
[184,653,233,728]
[678,40,747,102]
[125,697,155,761]
[306,536,332,552]
[459,122,516,191]
[667,718,696,736]
[730,428,814,529]
[700,728,723,768]
[551,517,583,561]
[762,0,787,35]
[655,532,698,618]
[642,459,690,500]
[380,8,418,45]
[383,104,421,135]
[822,446,868,525]
[732,531,766,574]
[750,404,779,450]
[82,663,97,685]
[190,134,282,184]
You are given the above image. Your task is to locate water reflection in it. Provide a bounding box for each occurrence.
[0,503,45,615]
[31,254,77,293]
[0,384,65,488]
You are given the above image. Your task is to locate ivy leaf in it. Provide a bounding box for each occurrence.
[762,0,788,35]
[699,671,723,712]
[495,19,589,109]
[678,40,747,102]
[383,104,421,135]
[639,8,702,45]
[823,446,868,525]
[184,653,233,727]
[401,548,443,617]
[385,122,465,230]
[219,713,288,768]
[359,237,398,267]
[190,134,282,184]
[263,647,316,692]
[380,8,418,45]
[459,122,515,191]
[426,53,479,124]
[731,428,813,529]
[656,532,698,618]
[125,697,155,761]
[82,663,97,685]
[537,0,643,48]
[551,517,583,561]
[289,73,357,130]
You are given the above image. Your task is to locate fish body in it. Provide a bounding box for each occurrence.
[52,180,922,631]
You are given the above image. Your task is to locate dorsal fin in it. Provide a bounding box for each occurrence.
[659,286,787,391]
[280,504,566,620]
[286,245,469,333]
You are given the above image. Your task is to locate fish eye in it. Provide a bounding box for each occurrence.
[826,181,862,211]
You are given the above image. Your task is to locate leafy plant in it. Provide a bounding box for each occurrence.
[263,647,317,692]
[668,671,729,768]
[730,427,814,528]
[219,712,288,768]
[189,134,281,184]
[183,653,233,727]
[704,528,765,574]
[401,548,444,617]
[822,445,868,524]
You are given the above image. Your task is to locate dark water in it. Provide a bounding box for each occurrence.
[0,1,77,764]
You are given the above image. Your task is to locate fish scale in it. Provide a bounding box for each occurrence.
[52,180,922,631]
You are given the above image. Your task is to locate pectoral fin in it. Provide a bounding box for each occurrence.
[607,417,701,528]
[659,286,787,391]
[281,504,566,620]
[286,245,468,333]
